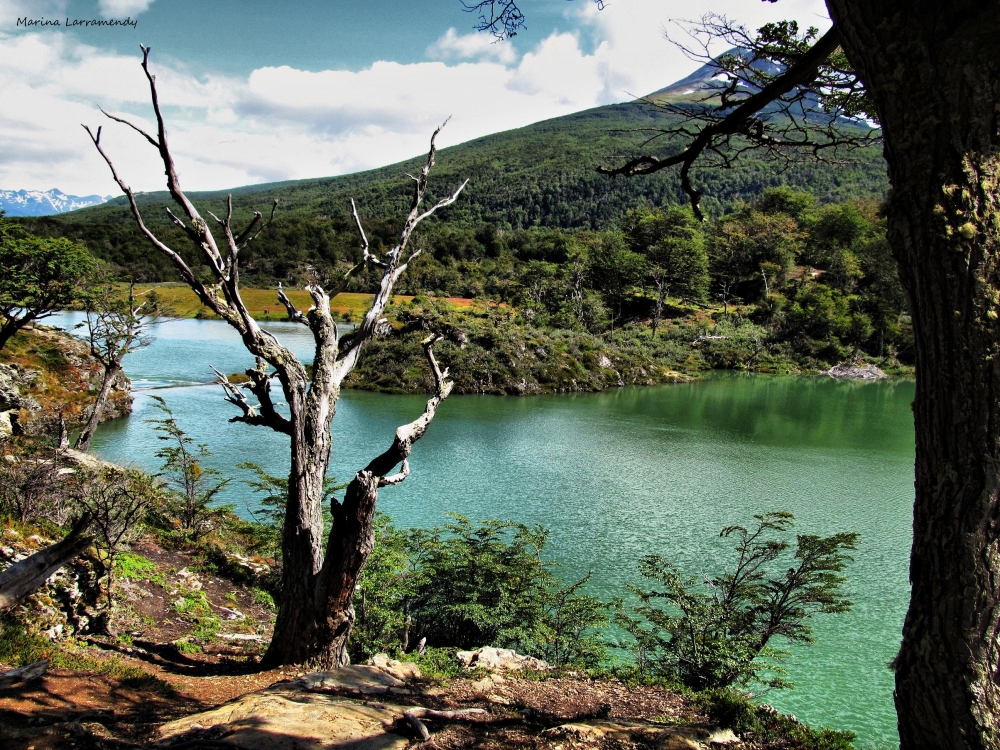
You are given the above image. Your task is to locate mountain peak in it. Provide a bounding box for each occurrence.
[0,188,112,217]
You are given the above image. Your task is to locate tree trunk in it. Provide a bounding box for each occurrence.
[0,315,34,353]
[75,363,120,452]
[828,2,1000,746]
[652,279,667,336]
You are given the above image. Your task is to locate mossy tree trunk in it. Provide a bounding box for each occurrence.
[829,2,1000,745]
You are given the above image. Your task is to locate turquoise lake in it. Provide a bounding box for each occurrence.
[51,313,914,748]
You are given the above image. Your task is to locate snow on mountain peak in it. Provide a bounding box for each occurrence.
[0,188,112,217]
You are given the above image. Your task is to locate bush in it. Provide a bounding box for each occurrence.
[347,513,609,668]
[701,690,856,750]
[616,512,858,692]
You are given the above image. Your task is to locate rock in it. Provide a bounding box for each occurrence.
[0,325,132,437]
[456,646,552,673]
[708,727,741,745]
[542,720,736,749]
[287,665,409,695]
[0,410,14,440]
[368,653,421,681]
[824,362,888,380]
[470,676,495,696]
[156,691,409,749]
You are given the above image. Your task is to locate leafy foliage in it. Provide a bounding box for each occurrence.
[701,689,856,750]
[615,512,858,692]
[0,212,94,350]
[340,513,609,667]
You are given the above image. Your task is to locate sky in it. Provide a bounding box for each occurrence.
[0,0,829,196]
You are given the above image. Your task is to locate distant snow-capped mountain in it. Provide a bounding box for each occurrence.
[0,189,113,216]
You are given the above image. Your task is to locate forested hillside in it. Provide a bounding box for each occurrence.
[16,97,885,284]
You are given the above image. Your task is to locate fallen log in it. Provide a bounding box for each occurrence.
[0,513,92,615]
[0,659,49,688]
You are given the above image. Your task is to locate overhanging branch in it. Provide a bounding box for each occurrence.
[598,24,844,219]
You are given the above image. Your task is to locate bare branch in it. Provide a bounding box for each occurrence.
[277,283,309,325]
[351,198,387,269]
[136,45,225,270]
[363,334,454,480]
[334,123,467,386]
[209,365,291,434]
[235,199,278,248]
[598,24,851,219]
[82,124,225,315]
[379,460,410,487]
[99,107,159,149]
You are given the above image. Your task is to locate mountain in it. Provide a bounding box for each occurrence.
[18,62,885,281]
[644,48,784,105]
[0,189,112,216]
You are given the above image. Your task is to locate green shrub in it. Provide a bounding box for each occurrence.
[701,690,856,750]
[616,512,858,692]
[345,513,609,668]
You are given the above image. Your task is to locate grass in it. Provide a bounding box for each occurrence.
[171,588,221,645]
[0,617,176,696]
[128,283,475,320]
[115,552,166,586]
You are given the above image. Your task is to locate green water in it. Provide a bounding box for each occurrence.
[52,315,913,748]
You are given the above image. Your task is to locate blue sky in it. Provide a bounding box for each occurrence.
[1,0,829,195]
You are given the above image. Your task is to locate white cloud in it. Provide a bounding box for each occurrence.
[97,0,155,17]
[427,28,517,65]
[1,0,66,21]
[568,0,831,102]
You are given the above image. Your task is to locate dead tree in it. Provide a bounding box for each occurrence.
[75,281,153,452]
[84,46,466,668]
[0,514,92,615]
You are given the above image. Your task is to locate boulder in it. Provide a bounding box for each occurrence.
[156,690,409,750]
[368,653,421,681]
[455,646,551,672]
[824,362,888,380]
[287,665,410,695]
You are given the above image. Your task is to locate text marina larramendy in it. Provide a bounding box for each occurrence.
[16,17,139,29]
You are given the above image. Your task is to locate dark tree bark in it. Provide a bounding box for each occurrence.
[0,514,92,614]
[824,3,1000,746]
[75,363,120,452]
[85,48,465,669]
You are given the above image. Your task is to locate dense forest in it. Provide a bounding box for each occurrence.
[341,186,908,395]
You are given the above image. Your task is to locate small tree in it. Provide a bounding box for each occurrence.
[622,207,709,334]
[76,468,157,611]
[0,439,70,525]
[0,213,94,351]
[74,278,156,452]
[616,512,857,692]
[404,514,608,666]
[147,396,230,536]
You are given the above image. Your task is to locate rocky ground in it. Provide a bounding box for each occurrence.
[0,324,131,439]
[0,650,738,750]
